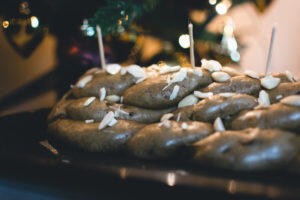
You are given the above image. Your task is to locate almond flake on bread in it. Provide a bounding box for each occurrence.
[280,95,300,106]
[276,95,283,100]
[76,75,93,88]
[170,85,180,100]
[108,118,118,126]
[245,70,260,79]
[163,69,187,90]
[99,87,106,101]
[193,91,213,99]
[285,70,295,82]
[85,119,94,123]
[159,65,181,74]
[126,65,146,78]
[160,113,174,122]
[211,71,230,82]
[256,90,270,109]
[106,64,121,75]
[214,117,225,132]
[176,113,181,122]
[106,95,120,102]
[218,93,236,97]
[109,106,129,115]
[158,120,171,128]
[201,59,222,72]
[260,75,280,89]
[181,122,188,130]
[178,94,198,108]
[98,111,115,130]
[135,76,147,84]
[83,97,96,106]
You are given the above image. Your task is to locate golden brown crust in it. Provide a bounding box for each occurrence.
[193,94,258,122]
[48,119,145,152]
[72,72,135,98]
[267,81,300,103]
[231,103,300,131]
[193,128,298,171]
[201,75,261,96]
[123,68,212,109]
[127,121,213,159]
[65,98,175,123]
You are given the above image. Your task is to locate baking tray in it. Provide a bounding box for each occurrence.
[0,109,299,200]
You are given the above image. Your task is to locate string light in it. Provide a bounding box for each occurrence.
[86,27,95,37]
[2,20,9,28]
[30,16,39,28]
[178,34,190,49]
[216,3,228,15]
[215,0,232,15]
[209,0,217,5]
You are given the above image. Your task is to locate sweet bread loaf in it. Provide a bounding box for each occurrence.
[48,61,300,171]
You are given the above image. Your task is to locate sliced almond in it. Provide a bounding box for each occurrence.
[285,70,295,82]
[178,94,198,108]
[181,122,188,130]
[170,85,180,100]
[211,71,230,82]
[99,87,106,101]
[218,93,236,97]
[126,65,146,78]
[83,97,96,106]
[76,75,93,88]
[108,118,118,126]
[163,69,187,90]
[85,119,94,123]
[109,106,129,115]
[276,95,283,100]
[160,113,174,122]
[256,90,270,108]
[214,117,225,132]
[106,95,120,102]
[120,96,124,103]
[98,111,115,130]
[135,76,147,84]
[193,91,213,99]
[201,59,222,72]
[106,64,121,75]
[176,113,181,122]
[260,76,280,89]
[120,67,127,75]
[158,120,171,128]
[245,70,259,79]
[159,65,181,74]
[280,95,300,106]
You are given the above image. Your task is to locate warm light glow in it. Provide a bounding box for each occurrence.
[216,3,228,15]
[31,16,39,28]
[209,0,217,5]
[2,20,9,28]
[166,173,176,186]
[86,27,95,37]
[178,34,190,49]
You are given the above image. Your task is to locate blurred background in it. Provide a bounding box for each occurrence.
[0,0,299,116]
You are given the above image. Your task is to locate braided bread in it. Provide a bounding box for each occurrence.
[48,62,300,171]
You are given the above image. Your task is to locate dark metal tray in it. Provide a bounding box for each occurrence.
[0,109,299,200]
